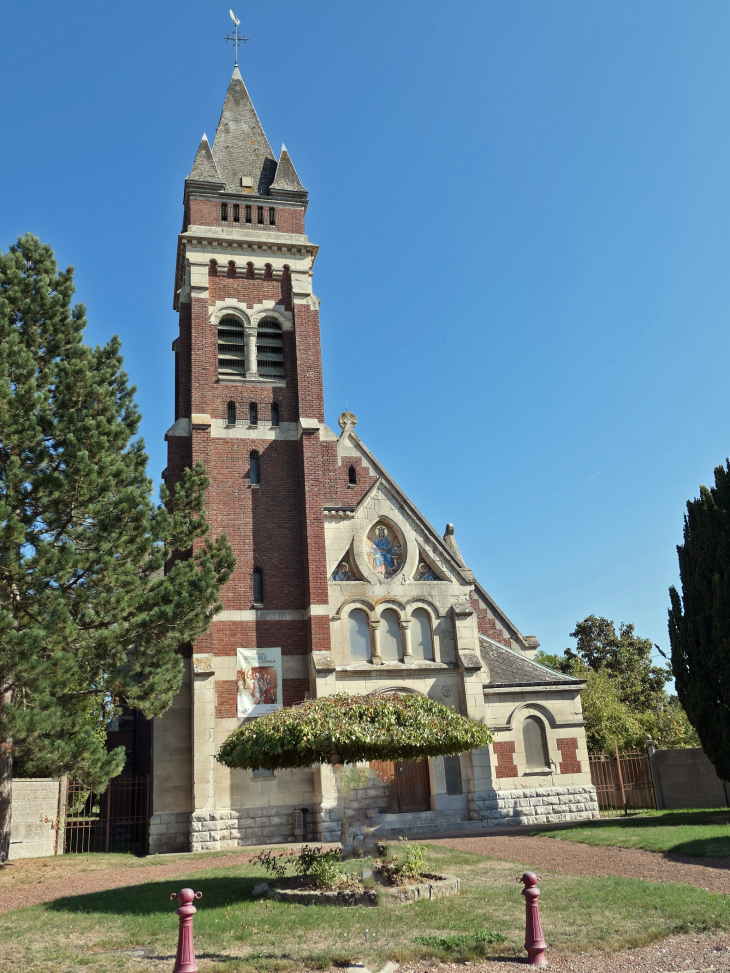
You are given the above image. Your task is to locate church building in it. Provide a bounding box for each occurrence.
[149,66,600,853]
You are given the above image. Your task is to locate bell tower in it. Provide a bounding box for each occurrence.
[155,67,332,851]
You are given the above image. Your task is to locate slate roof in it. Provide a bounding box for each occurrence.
[209,67,278,196]
[480,636,581,688]
[270,145,307,200]
[187,134,225,188]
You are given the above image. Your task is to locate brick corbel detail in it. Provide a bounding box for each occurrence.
[556,737,581,774]
[493,740,518,779]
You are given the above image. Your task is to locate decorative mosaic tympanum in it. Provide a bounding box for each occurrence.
[365,521,403,579]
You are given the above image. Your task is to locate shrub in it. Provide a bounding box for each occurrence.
[217,693,493,771]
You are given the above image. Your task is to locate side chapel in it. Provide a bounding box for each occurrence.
[150,66,600,853]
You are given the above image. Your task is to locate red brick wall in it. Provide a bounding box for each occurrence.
[493,740,518,779]
[188,197,306,235]
[470,596,511,648]
[556,737,581,774]
[320,444,378,507]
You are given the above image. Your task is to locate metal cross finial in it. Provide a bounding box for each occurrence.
[225,9,248,67]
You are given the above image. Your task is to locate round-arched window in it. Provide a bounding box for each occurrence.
[380,609,402,661]
[523,716,550,771]
[348,609,371,661]
[217,315,246,378]
[411,608,434,661]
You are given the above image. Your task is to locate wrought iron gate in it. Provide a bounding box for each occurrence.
[65,775,150,854]
[589,750,656,813]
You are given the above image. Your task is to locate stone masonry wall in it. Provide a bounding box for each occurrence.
[469,783,599,827]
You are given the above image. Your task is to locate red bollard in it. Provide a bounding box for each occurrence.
[170,887,203,973]
[517,871,547,966]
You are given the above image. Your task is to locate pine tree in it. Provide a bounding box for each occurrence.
[669,461,730,780]
[0,235,235,860]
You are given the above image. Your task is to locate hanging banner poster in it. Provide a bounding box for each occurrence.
[236,647,282,718]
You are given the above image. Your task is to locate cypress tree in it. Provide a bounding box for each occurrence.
[0,235,235,860]
[669,460,730,780]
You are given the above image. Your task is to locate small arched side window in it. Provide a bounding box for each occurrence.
[246,261,255,279]
[250,450,260,485]
[227,401,236,425]
[217,315,246,379]
[253,568,264,605]
[380,609,402,661]
[209,259,218,277]
[227,260,236,278]
[523,716,550,771]
[271,403,280,427]
[348,609,371,661]
[348,465,357,485]
[411,608,434,661]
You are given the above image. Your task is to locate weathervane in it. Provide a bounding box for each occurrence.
[224,9,248,67]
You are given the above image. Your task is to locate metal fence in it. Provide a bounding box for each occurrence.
[64,775,150,854]
[589,749,656,813]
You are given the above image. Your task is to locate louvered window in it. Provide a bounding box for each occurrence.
[217,316,246,378]
[256,319,285,380]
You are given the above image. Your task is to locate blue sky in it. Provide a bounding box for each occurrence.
[2,1,730,659]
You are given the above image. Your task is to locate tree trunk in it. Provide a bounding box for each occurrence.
[0,741,12,864]
[0,691,13,863]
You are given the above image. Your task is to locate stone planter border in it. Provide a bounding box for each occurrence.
[257,872,459,907]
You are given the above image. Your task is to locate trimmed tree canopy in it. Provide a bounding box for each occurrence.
[669,461,730,779]
[217,693,493,771]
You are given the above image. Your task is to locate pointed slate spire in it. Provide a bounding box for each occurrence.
[211,66,277,195]
[186,133,225,189]
[270,144,308,201]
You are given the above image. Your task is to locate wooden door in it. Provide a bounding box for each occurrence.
[395,759,431,812]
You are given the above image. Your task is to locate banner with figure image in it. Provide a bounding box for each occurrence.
[236,647,282,718]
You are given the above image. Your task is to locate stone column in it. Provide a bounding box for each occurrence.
[370,618,383,665]
[451,597,495,819]
[190,655,219,852]
[245,324,258,381]
[429,756,450,811]
[401,618,413,663]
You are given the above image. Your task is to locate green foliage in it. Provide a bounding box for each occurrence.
[217,692,493,771]
[397,838,428,878]
[414,931,508,949]
[251,845,344,888]
[0,235,235,793]
[537,615,697,753]
[669,460,730,780]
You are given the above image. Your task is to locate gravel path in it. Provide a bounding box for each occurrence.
[399,931,730,971]
[431,835,730,895]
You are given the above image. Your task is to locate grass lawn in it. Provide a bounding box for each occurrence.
[535,808,730,857]
[1,844,730,972]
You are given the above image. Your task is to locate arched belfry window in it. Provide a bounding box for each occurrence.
[348,609,371,661]
[348,465,357,485]
[218,316,246,379]
[250,450,260,485]
[380,609,402,661]
[523,716,550,771]
[257,319,284,380]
